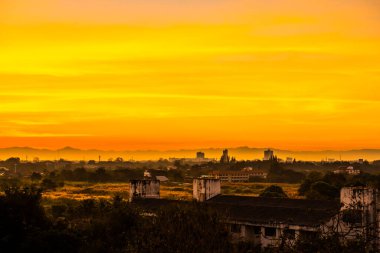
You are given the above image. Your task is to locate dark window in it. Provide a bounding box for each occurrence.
[265,227,276,237]
[254,226,261,235]
[231,224,241,233]
[342,209,362,224]
[283,229,295,239]
[299,230,317,240]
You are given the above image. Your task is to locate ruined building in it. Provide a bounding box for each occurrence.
[130,178,380,250]
[210,170,267,182]
[193,178,221,202]
[129,179,160,201]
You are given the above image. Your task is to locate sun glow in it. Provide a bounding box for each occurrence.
[1,0,380,150]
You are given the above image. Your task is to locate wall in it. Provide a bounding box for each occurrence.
[228,222,316,248]
[129,180,160,201]
[193,178,221,202]
[340,186,379,249]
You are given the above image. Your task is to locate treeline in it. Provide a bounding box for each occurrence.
[266,161,305,183]
[31,167,185,185]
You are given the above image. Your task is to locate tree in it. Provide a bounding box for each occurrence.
[132,203,232,253]
[41,178,57,190]
[73,168,87,181]
[30,172,42,182]
[94,167,107,182]
[267,162,305,183]
[260,185,288,198]
[88,160,96,165]
[298,172,323,196]
[115,157,124,163]
[5,157,21,164]
[305,181,339,200]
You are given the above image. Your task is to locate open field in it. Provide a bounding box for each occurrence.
[221,182,300,198]
[41,181,301,204]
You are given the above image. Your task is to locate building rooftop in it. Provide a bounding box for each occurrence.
[207,195,340,210]
[206,195,341,226]
[131,195,341,227]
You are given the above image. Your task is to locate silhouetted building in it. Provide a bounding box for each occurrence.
[196,152,205,159]
[220,149,230,163]
[263,149,274,161]
[286,157,294,163]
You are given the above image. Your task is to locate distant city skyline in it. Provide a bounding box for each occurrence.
[0,146,380,162]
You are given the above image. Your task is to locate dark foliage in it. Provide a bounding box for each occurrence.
[267,161,305,183]
[259,185,288,198]
[0,188,232,253]
[299,171,380,200]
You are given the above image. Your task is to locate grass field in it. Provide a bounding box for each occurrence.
[42,181,301,205]
[221,182,300,198]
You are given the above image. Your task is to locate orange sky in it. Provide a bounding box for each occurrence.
[1,0,380,151]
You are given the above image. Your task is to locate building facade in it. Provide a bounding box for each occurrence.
[210,170,267,182]
[129,179,160,201]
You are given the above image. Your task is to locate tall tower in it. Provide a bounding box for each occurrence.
[220,149,230,163]
[264,149,274,161]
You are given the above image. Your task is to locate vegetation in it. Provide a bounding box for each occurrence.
[0,186,231,253]
[259,185,288,198]
[298,171,380,200]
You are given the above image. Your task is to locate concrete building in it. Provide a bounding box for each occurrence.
[193,178,221,202]
[333,166,361,175]
[263,149,274,161]
[339,186,379,248]
[131,179,380,250]
[210,170,267,182]
[129,180,160,201]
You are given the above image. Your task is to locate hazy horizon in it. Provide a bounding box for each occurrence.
[1,145,380,162]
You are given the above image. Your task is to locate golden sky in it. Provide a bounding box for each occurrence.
[1,0,380,151]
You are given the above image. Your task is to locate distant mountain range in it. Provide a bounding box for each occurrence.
[1,146,380,162]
